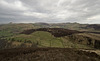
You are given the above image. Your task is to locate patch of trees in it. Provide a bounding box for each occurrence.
[68,35,100,49]
[21,28,80,37]
[94,40,100,49]
[0,39,7,49]
[86,24,100,30]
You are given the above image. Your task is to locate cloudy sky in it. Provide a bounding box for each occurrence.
[0,0,100,24]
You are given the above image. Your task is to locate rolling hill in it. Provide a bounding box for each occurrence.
[0,23,100,61]
[0,28,99,49]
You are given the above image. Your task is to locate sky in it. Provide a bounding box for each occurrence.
[0,0,100,24]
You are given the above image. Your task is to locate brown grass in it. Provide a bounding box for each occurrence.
[0,48,100,61]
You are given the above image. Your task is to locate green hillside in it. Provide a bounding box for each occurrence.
[7,31,64,48]
[0,23,100,49]
[4,31,91,49]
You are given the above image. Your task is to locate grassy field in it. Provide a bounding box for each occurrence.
[0,23,100,49]
[4,31,92,49]
[7,31,64,48]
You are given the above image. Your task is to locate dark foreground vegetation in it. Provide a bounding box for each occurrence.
[0,48,100,61]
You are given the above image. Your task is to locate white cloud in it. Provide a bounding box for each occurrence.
[23,12,48,18]
[0,0,28,11]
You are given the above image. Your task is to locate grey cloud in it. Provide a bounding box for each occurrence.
[0,0,100,24]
